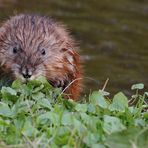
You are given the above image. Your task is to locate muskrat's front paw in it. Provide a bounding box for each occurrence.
[49,79,69,90]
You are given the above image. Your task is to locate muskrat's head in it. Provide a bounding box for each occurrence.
[0,14,78,85]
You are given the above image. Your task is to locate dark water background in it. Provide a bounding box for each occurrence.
[0,0,148,97]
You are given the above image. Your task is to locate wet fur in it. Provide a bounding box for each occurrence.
[0,14,82,100]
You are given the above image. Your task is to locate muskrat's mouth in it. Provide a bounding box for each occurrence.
[14,72,36,83]
[17,77,32,83]
[22,78,30,83]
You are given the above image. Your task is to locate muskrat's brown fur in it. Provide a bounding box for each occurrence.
[0,14,82,100]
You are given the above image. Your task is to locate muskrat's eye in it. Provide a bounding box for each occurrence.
[41,48,46,55]
[13,47,18,54]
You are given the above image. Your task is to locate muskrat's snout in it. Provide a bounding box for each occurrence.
[12,51,45,82]
[18,63,38,81]
[21,67,33,79]
[14,63,44,82]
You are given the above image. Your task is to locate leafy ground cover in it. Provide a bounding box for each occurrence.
[0,77,147,148]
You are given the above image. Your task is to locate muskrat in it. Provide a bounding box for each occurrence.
[0,14,82,100]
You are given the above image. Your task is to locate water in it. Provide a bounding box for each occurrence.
[0,0,148,96]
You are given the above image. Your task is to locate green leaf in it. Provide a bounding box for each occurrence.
[18,84,31,97]
[13,100,34,115]
[75,104,87,112]
[12,79,22,89]
[89,91,108,108]
[1,87,17,101]
[61,112,73,126]
[80,112,91,125]
[32,84,44,93]
[37,112,59,125]
[27,76,51,88]
[92,144,106,148]
[73,118,87,136]
[143,112,148,119]
[83,132,100,147]
[37,98,52,109]
[0,102,13,117]
[63,99,76,110]
[14,117,25,130]
[134,118,146,126]
[105,127,148,148]
[131,83,144,90]
[22,117,37,137]
[144,92,148,97]
[0,117,11,126]
[109,92,128,112]
[35,76,49,84]
[103,115,126,134]
[87,103,96,114]
[32,92,45,101]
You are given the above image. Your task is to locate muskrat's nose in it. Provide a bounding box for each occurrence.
[23,73,32,79]
[22,68,32,79]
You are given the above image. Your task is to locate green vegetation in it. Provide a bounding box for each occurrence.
[0,77,147,148]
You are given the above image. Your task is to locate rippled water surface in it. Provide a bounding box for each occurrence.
[0,0,148,96]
